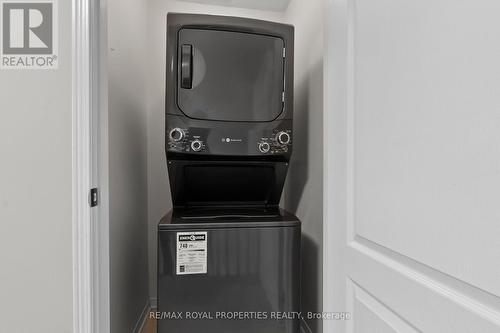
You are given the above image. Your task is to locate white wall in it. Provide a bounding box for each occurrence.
[0,1,73,332]
[108,0,150,331]
[145,0,286,301]
[283,0,324,332]
[177,0,292,11]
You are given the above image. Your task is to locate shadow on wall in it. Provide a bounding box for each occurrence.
[286,59,324,209]
[109,69,150,333]
[285,58,324,333]
[286,76,309,211]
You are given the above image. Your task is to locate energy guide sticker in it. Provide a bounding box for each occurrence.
[176,232,207,275]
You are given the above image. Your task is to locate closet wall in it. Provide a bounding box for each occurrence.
[108,0,150,332]
[0,1,73,332]
[108,1,324,331]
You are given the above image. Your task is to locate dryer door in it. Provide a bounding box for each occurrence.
[177,29,285,122]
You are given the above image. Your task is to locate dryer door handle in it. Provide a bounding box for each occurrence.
[181,44,193,89]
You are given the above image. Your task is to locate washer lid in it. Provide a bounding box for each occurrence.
[158,208,301,230]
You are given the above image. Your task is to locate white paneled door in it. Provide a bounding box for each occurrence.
[324,0,500,332]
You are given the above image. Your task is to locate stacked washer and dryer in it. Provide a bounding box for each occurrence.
[158,13,301,333]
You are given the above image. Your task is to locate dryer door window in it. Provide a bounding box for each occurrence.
[177,28,285,122]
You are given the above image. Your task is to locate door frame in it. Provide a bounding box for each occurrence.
[73,0,345,332]
[323,0,350,332]
[72,0,110,332]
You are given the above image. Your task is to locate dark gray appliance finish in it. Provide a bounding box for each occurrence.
[177,28,285,122]
[167,159,289,207]
[159,13,300,333]
[165,13,294,158]
[157,209,301,333]
[166,116,293,158]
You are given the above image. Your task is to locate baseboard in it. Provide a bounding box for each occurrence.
[132,300,151,333]
[300,317,313,333]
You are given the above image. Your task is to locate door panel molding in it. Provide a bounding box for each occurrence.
[349,241,500,332]
[353,236,500,311]
[350,239,500,327]
[325,0,500,332]
[349,279,420,333]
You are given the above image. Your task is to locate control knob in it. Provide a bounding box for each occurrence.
[169,128,185,142]
[277,131,291,145]
[191,140,203,152]
[258,142,271,153]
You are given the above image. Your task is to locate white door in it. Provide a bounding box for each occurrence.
[324,0,500,332]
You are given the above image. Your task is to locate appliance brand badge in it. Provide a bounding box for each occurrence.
[179,234,206,242]
[1,0,58,69]
[221,137,243,143]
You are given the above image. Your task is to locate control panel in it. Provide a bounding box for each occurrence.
[166,116,292,157]
[167,126,292,155]
[168,127,207,153]
[256,130,292,155]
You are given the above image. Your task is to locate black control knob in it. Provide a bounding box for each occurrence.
[169,128,185,142]
[277,131,291,145]
[191,140,203,152]
[258,142,271,153]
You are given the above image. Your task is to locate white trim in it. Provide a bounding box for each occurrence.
[323,0,350,332]
[72,0,93,332]
[133,301,152,333]
[92,0,110,332]
[72,0,109,332]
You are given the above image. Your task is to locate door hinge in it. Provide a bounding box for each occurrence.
[90,188,99,207]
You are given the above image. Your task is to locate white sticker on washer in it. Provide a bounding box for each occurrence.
[176,232,207,275]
